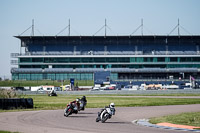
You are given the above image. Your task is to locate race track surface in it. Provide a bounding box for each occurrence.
[0,104,200,133]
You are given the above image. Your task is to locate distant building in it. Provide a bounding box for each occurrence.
[11,35,200,84]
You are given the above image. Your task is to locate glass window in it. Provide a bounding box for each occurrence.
[18,74,30,80]
[20,58,31,63]
[53,58,69,63]
[136,57,143,62]
[80,73,93,80]
[31,74,43,80]
[82,58,93,63]
[167,64,200,68]
[144,57,153,62]
[47,74,55,80]
[170,57,178,62]
[130,57,135,62]
[94,58,105,62]
[118,58,130,62]
[192,57,200,62]
[70,58,81,63]
[106,58,117,62]
[12,74,19,80]
[20,65,32,68]
[180,57,192,62]
[157,57,165,62]
[32,58,43,62]
[110,73,118,80]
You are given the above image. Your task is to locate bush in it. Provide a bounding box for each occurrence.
[0,89,18,98]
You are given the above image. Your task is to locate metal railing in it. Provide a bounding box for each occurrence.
[10,51,200,56]
[11,53,20,58]
[10,60,18,65]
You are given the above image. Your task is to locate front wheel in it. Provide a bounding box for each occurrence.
[101,113,109,123]
[64,109,72,117]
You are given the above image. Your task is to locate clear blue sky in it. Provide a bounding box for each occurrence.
[0,0,200,79]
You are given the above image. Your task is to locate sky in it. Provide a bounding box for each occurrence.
[0,0,200,79]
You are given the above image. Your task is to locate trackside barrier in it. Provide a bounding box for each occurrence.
[0,98,33,109]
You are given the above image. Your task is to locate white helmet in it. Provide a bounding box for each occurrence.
[110,103,115,108]
[76,98,80,102]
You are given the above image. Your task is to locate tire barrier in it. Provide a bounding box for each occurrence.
[0,98,33,109]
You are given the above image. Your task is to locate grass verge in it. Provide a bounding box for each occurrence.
[149,112,200,127]
[0,131,19,133]
[0,94,198,111]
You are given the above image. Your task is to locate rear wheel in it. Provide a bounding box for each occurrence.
[96,117,100,122]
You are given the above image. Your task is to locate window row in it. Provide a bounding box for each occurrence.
[12,73,93,80]
[19,57,200,63]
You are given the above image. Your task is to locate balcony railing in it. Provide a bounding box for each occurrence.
[11,60,18,65]
[11,53,20,58]
[11,51,200,57]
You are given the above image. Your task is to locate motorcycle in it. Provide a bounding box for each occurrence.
[64,103,78,117]
[96,106,115,123]
[48,90,57,96]
[79,100,87,111]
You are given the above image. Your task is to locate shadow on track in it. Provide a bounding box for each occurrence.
[66,115,89,118]
[78,112,95,114]
[103,121,130,124]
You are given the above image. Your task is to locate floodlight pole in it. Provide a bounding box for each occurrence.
[68,19,70,36]
[105,19,107,37]
[141,18,143,36]
[32,19,34,36]
[178,18,180,36]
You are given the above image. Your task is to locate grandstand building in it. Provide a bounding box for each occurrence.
[11,35,200,84]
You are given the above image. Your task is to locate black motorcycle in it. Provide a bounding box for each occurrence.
[48,90,57,96]
[79,96,87,111]
[79,100,86,110]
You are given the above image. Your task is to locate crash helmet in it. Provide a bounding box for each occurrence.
[76,98,80,102]
[110,103,115,108]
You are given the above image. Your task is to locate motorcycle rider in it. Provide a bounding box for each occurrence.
[48,89,57,96]
[106,103,115,115]
[97,103,115,120]
[80,96,87,103]
[50,89,55,94]
[79,96,87,110]
[64,98,80,116]
[68,98,80,111]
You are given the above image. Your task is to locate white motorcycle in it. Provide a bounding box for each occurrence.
[96,103,115,123]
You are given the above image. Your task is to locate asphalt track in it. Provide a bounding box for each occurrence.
[0,104,200,133]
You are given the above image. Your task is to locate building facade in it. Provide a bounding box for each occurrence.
[11,36,200,83]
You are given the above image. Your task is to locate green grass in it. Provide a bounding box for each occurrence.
[1,94,200,112]
[150,112,200,127]
[0,131,20,133]
[0,80,94,87]
[13,94,200,110]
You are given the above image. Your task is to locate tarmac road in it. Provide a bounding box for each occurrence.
[0,104,200,133]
